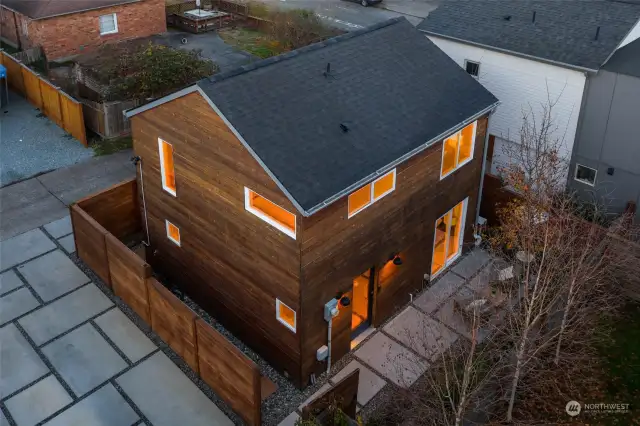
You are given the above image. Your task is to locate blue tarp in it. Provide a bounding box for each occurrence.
[0,64,6,79]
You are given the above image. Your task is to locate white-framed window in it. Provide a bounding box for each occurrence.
[431,198,468,278]
[347,168,396,218]
[464,60,480,78]
[158,138,176,196]
[99,13,118,35]
[440,121,477,179]
[276,299,296,333]
[166,220,181,246]
[574,164,597,186]
[245,188,296,239]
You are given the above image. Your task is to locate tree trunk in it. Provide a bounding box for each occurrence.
[507,329,528,422]
[554,283,574,365]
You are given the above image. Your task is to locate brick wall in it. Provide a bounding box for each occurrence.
[0,7,32,49]
[27,0,166,60]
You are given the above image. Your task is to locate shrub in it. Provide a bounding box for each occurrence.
[267,9,340,50]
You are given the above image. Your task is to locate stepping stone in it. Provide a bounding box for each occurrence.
[4,376,72,426]
[94,309,156,363]
[19,284,113,345]
[277,412,300,426]
[44,216,73,239]
[354,332,428,388]
[0,270,24,296]
[0,324,49,399]
[117,352,234,426]
[414,272,465,313]
[43,384,138,426]
[451,249,492,279]
[0,229,56,271]
[18,250,89,302]
[42,324,127,397]
[57,235,76,254]
[330,360,386,406]
[0,288,40,325]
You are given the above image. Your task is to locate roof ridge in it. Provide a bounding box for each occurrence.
[198,16,407,86]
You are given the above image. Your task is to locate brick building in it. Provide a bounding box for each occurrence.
[0,0,166,60]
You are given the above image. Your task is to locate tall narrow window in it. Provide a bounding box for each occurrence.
[348,169,396,217]
[276,299,296,332]
[440,121,477,178]
[158,138,176,196]
[431,198,468,277]
[166,220,181,246]
[245,188,296,239]
[99,13,118,35]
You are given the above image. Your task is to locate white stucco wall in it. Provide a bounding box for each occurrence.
[428,36,587,175]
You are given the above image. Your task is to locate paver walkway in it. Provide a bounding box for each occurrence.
[0,220,233,426]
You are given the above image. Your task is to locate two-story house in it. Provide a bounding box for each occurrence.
[418,0,640,211]
[124,18,499,387]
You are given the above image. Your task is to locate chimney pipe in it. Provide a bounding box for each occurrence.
[532,11,536,23]
[595,26,601,40]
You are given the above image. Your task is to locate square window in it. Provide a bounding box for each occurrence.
[99,13,118,35]
[348,184,372,217]
[465,60,480,77]
[166,220,180,246]
[348,169,396,218]
[276,299,296,332]
[373,169,396,200]
[574,164,597,186]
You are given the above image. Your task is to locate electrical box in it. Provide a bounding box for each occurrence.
[316,345,329,361]
[324,298,339,322]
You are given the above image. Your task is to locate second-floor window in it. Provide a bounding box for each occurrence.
[99,13,118,35]
[158,138,176,196]
[245,188,296,239]
[441,121,477,178]
[348,169,396,218]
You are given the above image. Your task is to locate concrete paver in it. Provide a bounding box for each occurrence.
[0,269,24,295]
[94,308,156,363]
[117,352,234,426]
[42,324,128,396]
[330,360,386,406]
[0,324,49,399]
[43,216,72,239]
[354,332,428,388]
[414,271,466,314]
[43,384,139,426]
[277,412,301,426]
[451,249,492,279]
[4,376,72,426]
[0,287,40,324]
[19,284,113,345]
[434,288,491,344]
[57,234,76,254]
[0,229,56,270]
[18,250,90,302]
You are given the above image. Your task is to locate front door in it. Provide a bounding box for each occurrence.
[431,198,468,277]
[351,268,374,340]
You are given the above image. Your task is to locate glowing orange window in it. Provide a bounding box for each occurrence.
[276,299,296,332]
[348,184,372,217]
[348,169,396,218]
[166,220,180,246]
[158,138,176,195]
[373,170,395,200]
[245,188,296,238]
[440,121,477,178]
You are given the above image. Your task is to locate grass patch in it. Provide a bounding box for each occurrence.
[91,136,133,156]
[218,27,284,59]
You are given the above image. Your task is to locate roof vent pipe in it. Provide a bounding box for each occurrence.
[532,11,536,23]
[595,26,601,40]
[323,62,331,77]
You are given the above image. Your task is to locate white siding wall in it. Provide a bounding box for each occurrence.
[618,20,640,49]
[428,36,587,174]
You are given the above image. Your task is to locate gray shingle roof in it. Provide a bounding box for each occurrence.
[197,18,498,214]
[1,0,141,20]
[417,0,640,71]
[603,38,640,78]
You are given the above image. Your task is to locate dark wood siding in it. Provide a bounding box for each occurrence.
[298,117,488,383]
[130,92,304,384]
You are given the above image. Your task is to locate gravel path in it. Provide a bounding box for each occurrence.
[0,91,94,187]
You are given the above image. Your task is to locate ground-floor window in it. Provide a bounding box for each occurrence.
[276,299,296,333]
[431,198,468,276]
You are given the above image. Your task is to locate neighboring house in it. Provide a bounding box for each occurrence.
[417,0,640,190]
[0,0,166,60]
[125,18,499,387]
[569,38,640,220]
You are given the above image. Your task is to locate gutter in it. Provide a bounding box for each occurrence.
[2,0,141,21]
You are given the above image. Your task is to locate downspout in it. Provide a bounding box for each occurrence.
[326,318,332,375]
[134,157,151,246]
[474,109,498,243]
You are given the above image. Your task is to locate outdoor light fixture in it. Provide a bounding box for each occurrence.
[388,253,403,266]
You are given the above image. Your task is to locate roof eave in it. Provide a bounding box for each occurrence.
[4,0,142,20]
[418,29,598,73]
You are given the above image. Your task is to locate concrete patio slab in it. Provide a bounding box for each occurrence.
[277,411,301,426]
[298,383,332,411]
[451,249,492,279]
[116,352,233,426]
[42,324,127,396]
[43,384,138,426]
[0,229,56,270]
[414,272,466,314]
[94,308,156,363]
[383,306,459,361]
[435,297,491,343]
[0,179,67,242]
[57,235,76,254]
[17,250,90,302]
[0,269,24,295]
[465,263,495,294]
[19,284,113,345]
[0,287,40,324]
[43,216,72,239]
[330,360,386,406]
[4,376,72,426]
[354,332,428,388]
[0,324,49,399]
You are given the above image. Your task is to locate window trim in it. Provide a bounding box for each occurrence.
[348,168,396,218]
[244,187,297,239]
[276,299,296,333]
[431,197,468,279]
[440,121,477,180]
[158,138,176,197]
[464,59,480,78]
[165,220,181,246]
[574,163,597,187]
[99,13,118,35]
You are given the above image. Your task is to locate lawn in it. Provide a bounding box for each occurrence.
[91,136,133,156]
[218,27,284,59]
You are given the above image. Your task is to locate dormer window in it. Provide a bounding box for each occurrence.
[348,169,396,218]
[441,121,477,178]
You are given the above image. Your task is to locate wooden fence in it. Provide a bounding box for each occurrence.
[81,99,141,139]
[480,173,522,226]
[0,50,88,146]
[70,179,271,425]
[301,369,359,420]
[166,0,248,16]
